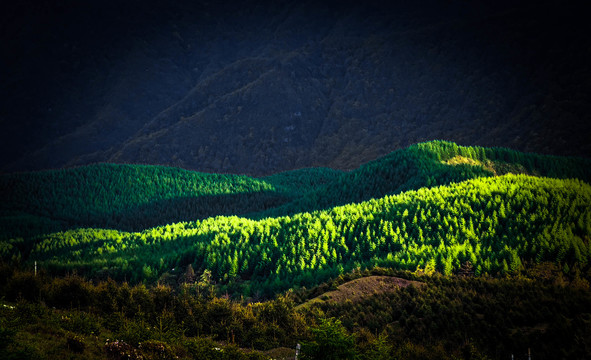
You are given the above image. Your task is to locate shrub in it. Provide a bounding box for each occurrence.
[43,275,91,309]
[66,334,85,353]
[60,311,100,335]
[301,318,357,360]
[0,325,16,351]
[139,340,178,360]
[5,272,42,302]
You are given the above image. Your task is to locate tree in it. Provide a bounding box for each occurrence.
[301,318,357,360]
[362,332,393,360]
[142,265,155,282]
[458,261,474,277]
[197,269,214,299]
[183,264,196,284]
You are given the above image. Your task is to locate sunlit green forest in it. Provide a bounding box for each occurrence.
[14,174,590,297]
[1,141,590,359]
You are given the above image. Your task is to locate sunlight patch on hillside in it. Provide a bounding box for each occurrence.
[443,155,539,177]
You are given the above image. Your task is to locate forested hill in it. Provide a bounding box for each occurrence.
[254,140,591,218]
[1,141,590,242]
[1,141,590,295]
[12,174,591,296]
[0,164,289,237]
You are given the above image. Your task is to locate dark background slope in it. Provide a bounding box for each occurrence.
[1,0,590,175]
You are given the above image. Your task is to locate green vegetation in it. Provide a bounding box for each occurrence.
[301,317,357,360]
[1,140,590,358]
[0,267,296,359]
[259,167,344,195]
[11,174,589,297]
[1,141,590,294]
[254,140,591,218]
[1,266,589,359]
[0,163,290,237]
[0,141,591,241]
[2,140,590,241]
[302,265,591,360]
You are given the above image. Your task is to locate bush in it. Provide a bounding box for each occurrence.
[184,337,221,360]
[66,334,85,353]
[102,311,126,332]
[139,340,178,360]
[14,300,47,325]
[60,311,100,335]
[0,325,16,351]
[5,272,41,302]
[114,318,152,346]
[301,318,357,360]
[184,337,267,360]
[43,275,91,309]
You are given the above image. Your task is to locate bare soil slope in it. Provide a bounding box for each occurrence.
[300,276,424,308]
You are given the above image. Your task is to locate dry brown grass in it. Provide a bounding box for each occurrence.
[299,276,424,308]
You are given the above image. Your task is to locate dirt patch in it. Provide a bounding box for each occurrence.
[300,276,424,308]
[264,347,295,360]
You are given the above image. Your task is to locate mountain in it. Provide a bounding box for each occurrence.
[2,0,590,175]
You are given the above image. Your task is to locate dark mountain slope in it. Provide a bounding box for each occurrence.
[1,0,590,175]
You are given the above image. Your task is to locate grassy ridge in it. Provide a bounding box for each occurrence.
[24,174,591,295]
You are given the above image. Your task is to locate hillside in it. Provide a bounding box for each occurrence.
[295,267,591,360]
[2,0,590,175]
[1,141,591,359]
[3,266,589,359]
[6,174,588,296]
[1,141,589,294]
[0,163,289,239]
[253,140,591,218]
[2,141,589,242]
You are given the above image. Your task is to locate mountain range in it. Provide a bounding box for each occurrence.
[2,0,590,175]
